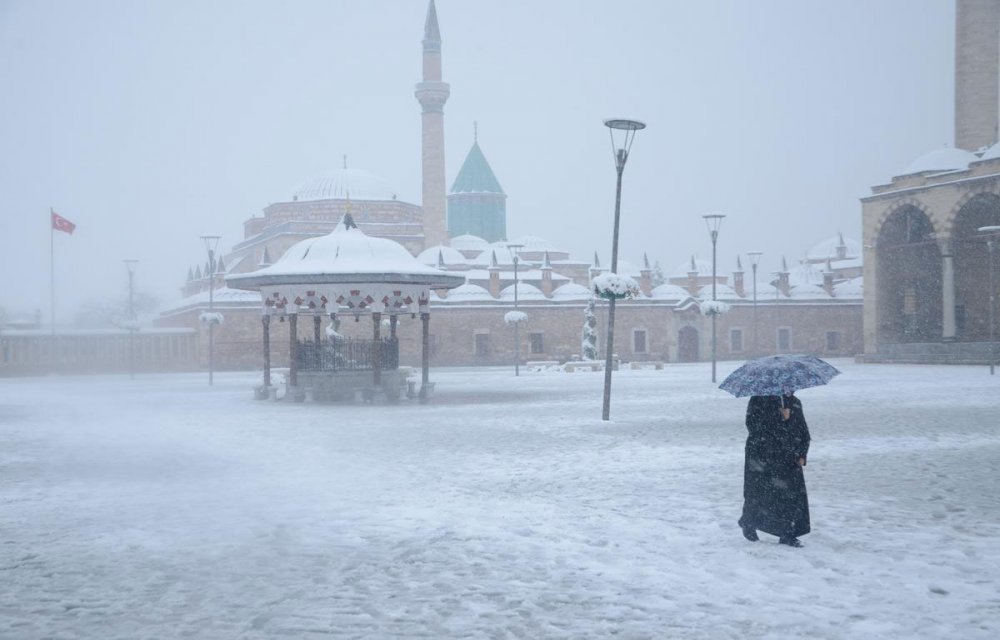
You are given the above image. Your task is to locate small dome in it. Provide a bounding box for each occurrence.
[417,245,468,266]
[444,283,494,301]
[672,257,712,277]
[510,235,558,252]
[650,283,690,300]
[550,282,592,300]
[806,234,862,261]
[834,276,863,298]
[291,168,400,202]
[697,283,741,300]
[499,283,545,301]
[450,234,489,251]
[903,147,977,175]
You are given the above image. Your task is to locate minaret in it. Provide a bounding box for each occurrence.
[415,0,450,250]
[955,0,1000,151]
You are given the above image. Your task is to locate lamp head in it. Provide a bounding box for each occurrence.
[200,235,221,255]
[603,118,645,171]
[747,251,763,268]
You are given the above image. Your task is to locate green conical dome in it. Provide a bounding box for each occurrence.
[450,141,505,195]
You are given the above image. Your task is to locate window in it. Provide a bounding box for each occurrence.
[474,332,490,357]
[777,327,791,351]
[529,332,544,354]
[730,328,744,352]
[632,329,648,353]
[826,331,840,352]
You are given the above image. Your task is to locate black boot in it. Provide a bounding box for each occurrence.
[742,526,758,542]
[779,536,803,548]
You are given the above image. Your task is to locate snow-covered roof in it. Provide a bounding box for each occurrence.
[696,283,742,301]
[650,283,691,300]
[290,168,402,203]
[672,257,713,277]
[980,141,1000,161]
[550,283,593,300]
[806,235,862,262]
[417,245,468,266]
[449,234,489,252]
[510,235,559,252]
[903,147,977,175]
[226,216,464,290]
[834,276,863,298]
[498,283,546,301]
[787,283,832,300]
[788,262,826,288]
[442,283,494,302]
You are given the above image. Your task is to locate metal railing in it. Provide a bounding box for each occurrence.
[295,338,399,372]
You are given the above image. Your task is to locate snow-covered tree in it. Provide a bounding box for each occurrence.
[651,260,667,287]
[581,297,599,360]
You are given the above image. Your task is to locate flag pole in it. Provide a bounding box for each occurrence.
[50,207,56,371]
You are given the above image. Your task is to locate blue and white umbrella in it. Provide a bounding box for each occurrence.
[719,354,840,397]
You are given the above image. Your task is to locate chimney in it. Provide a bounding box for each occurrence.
[733,255,745,298]
[686,255,700,297]
[541,250,553,297]
[823,258,835,296]
[639,252,652,297]
[956,0,1000,151]
[488,250,501,298]
[777,256,791,297]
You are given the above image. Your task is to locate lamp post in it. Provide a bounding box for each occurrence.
[124,259,138,379]
[201,235,221,386]
[507,243,524,376]
[703,214,725,382]
[747,251,762,357]
[978,225,1000,375]
[601,117,645,421]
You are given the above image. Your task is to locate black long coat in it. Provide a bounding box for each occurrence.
[738,394,811,538]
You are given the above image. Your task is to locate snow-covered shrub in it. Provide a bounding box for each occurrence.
[504,310,528,325]
[700,300,731,316]
[199,311,224,326]
[591,273,640,300]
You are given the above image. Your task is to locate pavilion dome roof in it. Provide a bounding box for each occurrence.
[226,215,464,291]
[291,167,401,203]
[903,147,977,175]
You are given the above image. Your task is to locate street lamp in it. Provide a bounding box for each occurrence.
[703,213,725,382]
[507,243,524,377]
[978,225,1000,375]
[601,117,645,422]
[747,251,762,357]
[124,259,138,379]
[201,235,221,386]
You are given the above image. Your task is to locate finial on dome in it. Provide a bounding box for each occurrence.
[343,154,348,170]
[474,121,478,143]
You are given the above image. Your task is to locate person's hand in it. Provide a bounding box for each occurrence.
[797,457,806,467]
[781,408,791,421]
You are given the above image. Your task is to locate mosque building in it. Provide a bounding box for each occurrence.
[860,0,1000,364]
[152,0,862,374]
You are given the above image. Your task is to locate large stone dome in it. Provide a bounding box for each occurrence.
[291,168,400,202]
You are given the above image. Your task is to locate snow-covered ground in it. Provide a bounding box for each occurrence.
[1,361,998,639]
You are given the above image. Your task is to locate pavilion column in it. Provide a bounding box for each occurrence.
[262,314,271,387]
[313,314,322,344]
[372,311,382,386]
[420,312,430,396]
[288,312,298,387]
[389,314,398,339]
[940,237,956,341]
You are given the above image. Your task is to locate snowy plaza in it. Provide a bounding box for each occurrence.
[1,360,998,639]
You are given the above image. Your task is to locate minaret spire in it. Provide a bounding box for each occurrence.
[416,0,450,250]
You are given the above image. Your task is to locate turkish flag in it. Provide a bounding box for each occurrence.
[51,210,76,235]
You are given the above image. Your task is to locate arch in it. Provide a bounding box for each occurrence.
[875,205,941,343]
[951,192,1000,340]
[677,325,699,362]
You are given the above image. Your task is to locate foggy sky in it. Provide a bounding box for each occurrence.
[0,0,953,323]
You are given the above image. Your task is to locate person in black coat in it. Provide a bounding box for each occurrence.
[738,393,811,547]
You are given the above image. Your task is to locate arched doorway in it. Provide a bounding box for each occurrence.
[876,205,941,343]
[678,325,699,362]
[952,193,1000,340]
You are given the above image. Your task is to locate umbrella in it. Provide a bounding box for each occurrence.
[719,354,840,397]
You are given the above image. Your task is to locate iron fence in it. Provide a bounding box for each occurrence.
[295,338,399,372]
